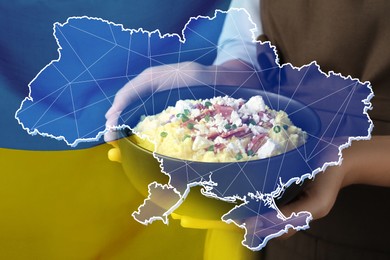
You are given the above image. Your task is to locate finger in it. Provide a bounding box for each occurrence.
[278,227,298,240]
[104,67,165,143]
[104,129,118,143]
[106,64,195,123]
[104,90,135,143]
[105,65,175,122]
[104,115,121,142]
[104,62,204,143]
[104,74,153,143]
[105,77,146,120]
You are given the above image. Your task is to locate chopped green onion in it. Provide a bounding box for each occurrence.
[249,119,256,125]
[273,125,281,133]
[283,124,288,130]
[207,145,214,152]
[181,115,190,122]
[160,131,168,138]
[205,101,212,108]
[182,134,191,141]
[224,123,231,130]
[187,123,194,129]
[247,150,254,156]
[204,114,210,122]
[184,109,191,116]
[232,124,237,129]
[235,153,243,161]
[176,113,190,122]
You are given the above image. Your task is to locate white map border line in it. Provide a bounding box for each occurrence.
[14,8,374,251]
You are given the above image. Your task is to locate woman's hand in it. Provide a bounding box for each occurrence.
[104,59,260,141]
[278,136,390,239]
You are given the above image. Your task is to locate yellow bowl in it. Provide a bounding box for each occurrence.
[117,134,236,220]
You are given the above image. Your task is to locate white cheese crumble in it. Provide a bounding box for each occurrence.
[257,139,279,159]
[239,96,266,115]
[134,95,307,162]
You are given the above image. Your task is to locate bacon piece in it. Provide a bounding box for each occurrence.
[262,122,273,128]
[181,119,196,130]
[240,132,254,139]
[258,111,264,118]
[214,104,234,119]
[214,143,226,152]
[220,126,248,138]
[207,131,219,140]
[194,109,211,121]
[247,134,267,153]
[195,103,206,110]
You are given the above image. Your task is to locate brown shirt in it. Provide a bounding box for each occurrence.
[260,1,390,258]
[261,0,390,135]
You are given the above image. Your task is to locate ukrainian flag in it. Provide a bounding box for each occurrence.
[0,1,254,259]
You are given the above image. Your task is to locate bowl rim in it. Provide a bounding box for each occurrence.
[119,131,311,165]
[117,86,321,165]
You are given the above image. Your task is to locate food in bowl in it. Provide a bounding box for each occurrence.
[133,95,307,162]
